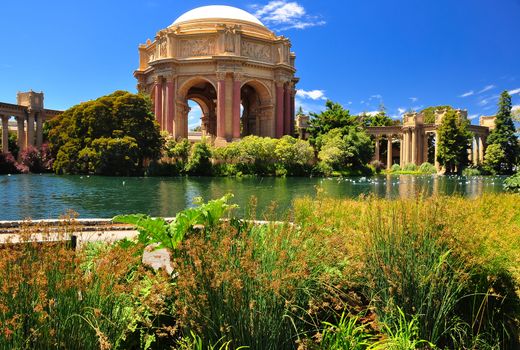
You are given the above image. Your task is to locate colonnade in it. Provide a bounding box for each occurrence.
[469,134,485,165]
[0,112,45,154]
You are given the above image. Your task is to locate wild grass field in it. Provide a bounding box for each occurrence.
[0,194,518,349]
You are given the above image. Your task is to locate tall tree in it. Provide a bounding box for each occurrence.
[436,109,472,174]
[485,91,519,174]
[307,100,359,145]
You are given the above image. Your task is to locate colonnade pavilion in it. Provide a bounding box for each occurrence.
[134,5,298,145]
[365,109,496,170]
[0,91,61,154]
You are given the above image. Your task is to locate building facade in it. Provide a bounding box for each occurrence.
[134,5,298,145]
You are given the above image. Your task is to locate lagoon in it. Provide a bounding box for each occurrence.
[0,174,507,221]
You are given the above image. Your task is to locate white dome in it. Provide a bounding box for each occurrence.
[172,5,264,26]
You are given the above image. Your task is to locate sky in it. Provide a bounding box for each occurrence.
[1,0,520,128]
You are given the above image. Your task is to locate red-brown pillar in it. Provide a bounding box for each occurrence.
[276,82,284,138]
[154,78,163,131]
[165,78,175,134]
[290,88,295,136]
[232,76,241,139]
[284,84,291,136]
[217,75,226,139]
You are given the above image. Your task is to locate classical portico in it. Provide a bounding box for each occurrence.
[134,5,297,144]
[366,109,495,170]
[0,91,61,154]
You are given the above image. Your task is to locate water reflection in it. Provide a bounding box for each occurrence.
[0,174,507,220]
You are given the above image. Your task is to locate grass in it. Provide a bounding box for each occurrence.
[0,194,519,349]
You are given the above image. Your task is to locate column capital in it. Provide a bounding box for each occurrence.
[233,72,244,82]
[216,72,228,81]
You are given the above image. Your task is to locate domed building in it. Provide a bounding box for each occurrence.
[134,5,298,144]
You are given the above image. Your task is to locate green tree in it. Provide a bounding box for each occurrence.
[317,127,374,174]
[48,91,162,175]
[483,143,506,174]
[185,140,212,175]
[307,100,359,145]
[436,109,472,174]
[485,91,519,174]
[421,106,455,124]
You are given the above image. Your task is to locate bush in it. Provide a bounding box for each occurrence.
[504,172,520,193]
[185,140,213,175]
[0,152,19,174]
[402,163,418,172]
[462,167,482,176]
[274,136,314,175]
[418,162,437,174]
[90,136,140,175]
[370,160,384,173]
[390,163,401,172]
[165,138,191,164]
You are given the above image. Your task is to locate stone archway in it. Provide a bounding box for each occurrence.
[176,77,217,139]
[240,79,274,137]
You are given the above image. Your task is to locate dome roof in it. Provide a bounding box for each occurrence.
[172,5,264,26]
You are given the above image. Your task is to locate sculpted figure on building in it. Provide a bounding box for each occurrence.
[134,5,298,145]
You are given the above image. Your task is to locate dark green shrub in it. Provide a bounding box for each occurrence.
[418,162,437,174]
[185,141,213,175]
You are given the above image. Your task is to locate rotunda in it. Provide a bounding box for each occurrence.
[134,5,298,144]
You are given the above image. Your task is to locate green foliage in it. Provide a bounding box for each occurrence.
[114,194,236,251]
[462,166,482,176]
[7,131,19,159]
[165,138,191,164]
[176,332,247,350]
[485,91,520,174]
[402,163,418,172]
[390,163,401,172]
[484,143,506,174]
[436,109,472,173]
[504,171,520,193]
[48,91,162,175]
[418,162,437,174]
[320,314,373,349]
[317,128,374,175]
[421,105,455,124]
[185,140,213,175]
[360,109,398,127]
[307,100,359,145]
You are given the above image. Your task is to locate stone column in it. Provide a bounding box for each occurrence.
[232,74,242,140]
[1,116,8,153]
[217,74,227,139]
[275,81,284,138]
[26,112,35,148]
[374,136,380,162]
[399,134,404,167]
[36,112,44,147]
[387,136,393,169]
[284,84,291,135]
[474,135,480,165]
[402,131,407,165]
[165,77,175,135]
[434,131,440,171]
[154,78,163,131]
[469,136,475,164]
[290,87,296,135]
[411,128,416,165]
[479,136,485,163]
[17,116,25,151]
[423,132,429,165]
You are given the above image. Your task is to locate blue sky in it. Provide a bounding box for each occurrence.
[1,0,519,128]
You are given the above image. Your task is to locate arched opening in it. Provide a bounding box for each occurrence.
[240,80,273,137]
[178,77,217,139]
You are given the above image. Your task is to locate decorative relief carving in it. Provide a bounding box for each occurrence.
[159,39,167,57]
[241,41,271,62]
[180,39,215,57]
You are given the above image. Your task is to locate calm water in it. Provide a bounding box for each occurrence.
[0,174,507,221]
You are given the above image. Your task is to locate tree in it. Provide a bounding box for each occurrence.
[421,106,455,124]
[485,91,519,174]
[436,109,472,174]
[307,100,359,145]
[48,91,163,175]
[317,127,374,174]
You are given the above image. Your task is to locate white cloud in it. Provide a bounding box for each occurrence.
[397,108,406,115]
[508,88,520,95]
[478,85,495,94]
[512,105,520,116]
[295,97,326,114]
[370,94,382,100]
[187,103,202,122]
[409,97,418,102]
[253,1,326,30]
[296,89,327,100]
[459,90,474,98]
[468,114,479,120]
[363,111,380,117]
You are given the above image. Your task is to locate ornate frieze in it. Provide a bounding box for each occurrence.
[180,39,215,57]
[241,40,271,62]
